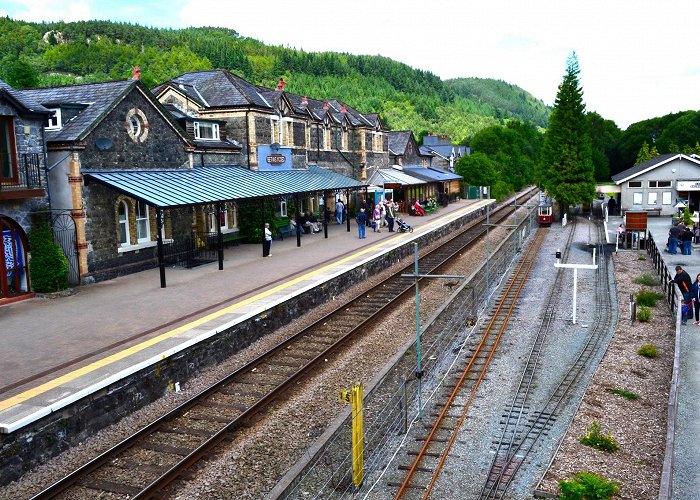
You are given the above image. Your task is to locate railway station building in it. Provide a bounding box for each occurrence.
[611,153,700,217]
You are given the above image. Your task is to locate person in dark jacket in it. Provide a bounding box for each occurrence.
[681,226,694,255]
[673,265,693,324]
[667,223,682,254]
[356,208,368,239]
[691,273,700,325]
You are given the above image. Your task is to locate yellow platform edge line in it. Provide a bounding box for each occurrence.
[0,200,489,412]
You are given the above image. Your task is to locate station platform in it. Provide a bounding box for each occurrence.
[605,214,700,499]
[0,198,491,434]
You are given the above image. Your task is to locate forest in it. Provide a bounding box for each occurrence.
[1,17,699,195]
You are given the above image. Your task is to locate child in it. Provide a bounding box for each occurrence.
[681,299,693,325]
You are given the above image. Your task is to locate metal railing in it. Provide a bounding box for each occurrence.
[0,153,44,191]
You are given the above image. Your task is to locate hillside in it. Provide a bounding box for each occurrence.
[0,17,550,143]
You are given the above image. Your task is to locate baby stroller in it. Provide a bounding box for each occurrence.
[396,217,413,233]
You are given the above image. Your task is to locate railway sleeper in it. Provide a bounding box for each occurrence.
[397,465,433,473]
[139,441,192,456]
[78,479,141,496]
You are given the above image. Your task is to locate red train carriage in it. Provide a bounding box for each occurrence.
[538,198,553,226]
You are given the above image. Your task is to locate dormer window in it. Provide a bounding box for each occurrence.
[194,121,219,140]
[45,109,62,130]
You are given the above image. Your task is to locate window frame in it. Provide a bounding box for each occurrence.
[648,192,658,205]
[135,201,150,243]
[194,121,220,141]
[628,181,642,188]
[662,191,672,205]
[633,192,643,205]
[0,116,18,182]
[118,200,130,246]
[46,108,62,130]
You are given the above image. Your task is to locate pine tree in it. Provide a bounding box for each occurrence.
[540,52,595,209]
[634,141,659,165]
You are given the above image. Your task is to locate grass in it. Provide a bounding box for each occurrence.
[633,273,660,286]
[605,387,640,400]
[636,290,664,307]
[637,305,652,322]
[638,344,658,358]
[579,421,620,452]
[559,471,620,500]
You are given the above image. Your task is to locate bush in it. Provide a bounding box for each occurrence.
[605,387,639,400]
[28,212,69,293]
[638,344,657,358]
[559,471,620,499]
[632,273,660,286]
[636,305,652,322]
[579,421,620,452]
[636,290,664,307]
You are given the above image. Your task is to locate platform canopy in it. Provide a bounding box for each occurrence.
[401,166,463,182]
[84,164,366,209]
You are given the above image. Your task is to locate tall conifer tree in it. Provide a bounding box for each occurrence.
[540,52,595,209]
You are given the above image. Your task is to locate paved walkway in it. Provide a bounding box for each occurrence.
[606,215,700,499]
[0,198,491,433]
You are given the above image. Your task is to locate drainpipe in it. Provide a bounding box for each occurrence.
[246,110,251,168]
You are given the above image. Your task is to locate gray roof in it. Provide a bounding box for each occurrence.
[611,153,680,183]
[367,167,426,187]
[0,80,51,115]
[84,165,365,208]
[388,131,412,155]
[158,70,272,109]
[22,80,136,142]
[403,166,463,182]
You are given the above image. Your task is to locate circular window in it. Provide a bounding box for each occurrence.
[125,108,149,143]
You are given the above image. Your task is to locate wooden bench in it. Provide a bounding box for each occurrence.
[222,233,245,247]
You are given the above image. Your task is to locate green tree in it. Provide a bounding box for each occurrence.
[634,141,659,166]
[3,56,39,88]
[28,211,69,293]
[587,111,621,181]
[540,52,595,209]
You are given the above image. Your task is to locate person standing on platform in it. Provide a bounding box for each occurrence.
[386,200,396,232]
[379,201,387,228]
[667,223,681,254]
[682,226,694,255]
[356,208,368,238]
[263,223,272,257]
[335,198,344,224]
[372,204,382,232]
[692,273,700,325]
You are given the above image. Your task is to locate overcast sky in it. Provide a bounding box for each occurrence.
[3,0,699,129]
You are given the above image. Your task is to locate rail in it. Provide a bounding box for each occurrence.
[0,153,44,191]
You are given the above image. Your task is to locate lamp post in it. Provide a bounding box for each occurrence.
[402,243,463,419]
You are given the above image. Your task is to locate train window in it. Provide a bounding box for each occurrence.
[628,181,642,188]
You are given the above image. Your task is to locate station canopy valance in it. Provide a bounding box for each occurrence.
[84,165,366,209]
[402,166,463,182]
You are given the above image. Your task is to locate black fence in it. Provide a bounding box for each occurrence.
[0,153,44,191]
[163,231,218,268]
[646,231,679,311]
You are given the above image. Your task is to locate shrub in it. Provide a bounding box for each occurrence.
[633,273,660,286]
[579,421,619,452]
[559,471,620,499]
[28,212,69,293]
[638,255,646,261]
[636,290,664,307]
[605,387,639,400]
[636,305,651,322]
[638,344,657,358]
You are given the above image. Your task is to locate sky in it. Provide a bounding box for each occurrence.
[2,0,699,130]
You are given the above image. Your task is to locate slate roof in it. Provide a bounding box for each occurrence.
[84,165,365,209]
[163,104,241,151]
[611,153,689,183]
[156,70,272,109]
[0,80,52,115]
[21,80,137,142]
[419,143,471,161]
[388,131,412,155]
[402,166,463,182]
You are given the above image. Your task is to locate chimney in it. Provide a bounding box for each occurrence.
[277,77,287,90]
[131,66,141,80]
[323,102,330,110]
[341,104,347,113]
[301,96,308,105]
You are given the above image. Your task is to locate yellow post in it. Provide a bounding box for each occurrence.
[339,382,364,489]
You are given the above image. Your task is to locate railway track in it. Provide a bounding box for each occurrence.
[32,191,535,499]
[479,216,615,499]
[391,227,548,499]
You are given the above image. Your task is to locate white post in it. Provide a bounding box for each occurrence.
[573,267,578,324]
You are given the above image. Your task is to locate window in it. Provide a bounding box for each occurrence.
[633,192,643,205]
[648,180,672,188]
[46,109,62,130]
[118,201,130,246]
[648,192,657,205]
[279,200,287,217]
[208,208,228,233]
[628,181,642,188]
[194,121,219,141]
[135,201,150,242]
[125,108,149,143]
[662,192,672,205]
[0,117,17,181]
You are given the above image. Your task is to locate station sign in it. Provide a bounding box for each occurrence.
[257,144,293,171]
[677,180,700,191]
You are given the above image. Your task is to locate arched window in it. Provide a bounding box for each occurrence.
[136,201,150,242]
[118,201,130,246]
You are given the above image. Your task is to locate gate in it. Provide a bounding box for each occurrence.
[51,212,80,285]
[163,231,217,268]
